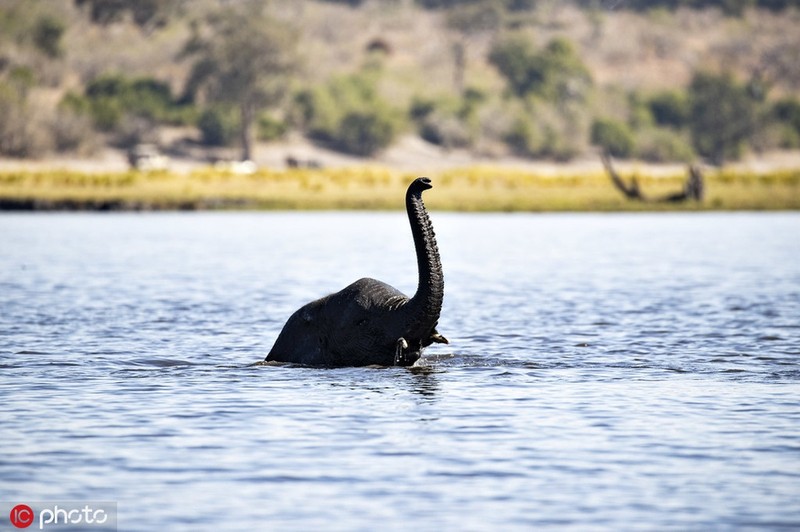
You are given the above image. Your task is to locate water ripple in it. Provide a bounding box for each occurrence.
[1,212,799,530]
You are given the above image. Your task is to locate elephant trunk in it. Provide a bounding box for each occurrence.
[401,178,444,338]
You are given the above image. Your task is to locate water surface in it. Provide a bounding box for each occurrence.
[1,212,799,530]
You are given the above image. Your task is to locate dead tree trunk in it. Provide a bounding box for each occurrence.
[601,151,643,200]
[686,164,704,201]
[601,151,704,204]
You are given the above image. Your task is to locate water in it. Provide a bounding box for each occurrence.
[1,212,799,530]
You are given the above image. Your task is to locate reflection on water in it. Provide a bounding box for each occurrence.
[1,212,799,530]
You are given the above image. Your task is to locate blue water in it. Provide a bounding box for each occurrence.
[1,212,799,530]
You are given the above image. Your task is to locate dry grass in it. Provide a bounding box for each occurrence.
[1,166,798,211]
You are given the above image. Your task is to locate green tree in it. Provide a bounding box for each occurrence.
[489,35,591,102]
[182,4,297,161]
[689,71,758,165]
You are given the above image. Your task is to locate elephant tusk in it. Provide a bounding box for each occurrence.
[431,333,449,344]
[394,337,409,365]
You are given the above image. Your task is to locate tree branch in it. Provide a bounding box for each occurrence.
[601,151,644,200]
[601,151,704,204]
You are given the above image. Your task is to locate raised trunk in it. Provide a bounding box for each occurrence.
[401,181,444,338]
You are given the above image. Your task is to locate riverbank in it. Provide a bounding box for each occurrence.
[1,163,798,211]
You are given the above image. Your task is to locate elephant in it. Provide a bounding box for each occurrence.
[265,177,448,367]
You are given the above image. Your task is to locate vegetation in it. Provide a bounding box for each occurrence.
[60,74,194,149]
[180,3,297,161]
[293,71,404,156]
[574,0,800,15]
[489,35,592,102]
[32,14,65,58]
[197,106,239,147]
[688,71,759,165]
[1,166,797,211]
[0,0,799,167]
[591,118,635,158]
[74,0,179,30]
[410,91,483,149]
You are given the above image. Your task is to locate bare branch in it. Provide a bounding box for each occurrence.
[602,152,704,204]
[601,151,644,200]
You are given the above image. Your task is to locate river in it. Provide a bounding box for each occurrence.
[1,212,799,530]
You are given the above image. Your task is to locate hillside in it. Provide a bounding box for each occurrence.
[1,0,800,173]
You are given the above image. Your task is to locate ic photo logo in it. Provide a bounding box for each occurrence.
[9,504,33,528]
[5,502,117,531]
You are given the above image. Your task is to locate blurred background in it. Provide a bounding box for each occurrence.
[1,0,800,174]
[3,4,800,529]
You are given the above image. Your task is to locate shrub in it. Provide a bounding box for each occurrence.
[648,90,690,129]
[257,114,287,142]
[505,116,536,155]
[75,0,174,29]
[292,86,341,142]
[420,111,473,149]
[292,72,403,156]
[488,34,534,97]
[60,91,92,115]
[489,35,591,102]
[634,127,695,162]
[32,14,65,58]
[410,97,437,121]
[410,93,477,149]
[750,121,800,152]
[591,118,634,158]
[88,98,122,131]
[82,73,193,129]
[504,104,585,161]
[774,97,800,135]
[335,109,400,156]
[7,66,36,94]
[627,91,654,129]
[776,125,800,149]
[198,106,239,146]
[575,0,797,13]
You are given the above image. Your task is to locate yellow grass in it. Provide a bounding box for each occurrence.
[0,166,798,211]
